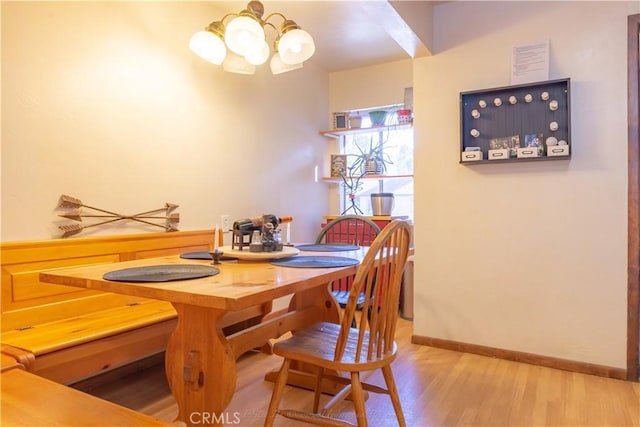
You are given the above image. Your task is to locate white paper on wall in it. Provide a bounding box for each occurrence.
[511,40,550,85]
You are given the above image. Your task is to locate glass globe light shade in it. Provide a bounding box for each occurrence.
[224,16,265,56]
[189,30,226,65]
[270,52,303,75]
[244,41,270,66]
[278,29,315,65]
[222,51,256,75]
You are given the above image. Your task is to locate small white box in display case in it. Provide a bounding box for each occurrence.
[517,147,539,158]
[488,149,510,160]
[461,151,483,162]
[547,145,569,157]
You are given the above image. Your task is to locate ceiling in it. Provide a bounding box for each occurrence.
[204,1,443,72]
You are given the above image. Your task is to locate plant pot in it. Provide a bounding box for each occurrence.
[370,193,395,216]
[397,109,412,124]
[368,110,387,126]
[363,159,382,175]
[349,116,362,128]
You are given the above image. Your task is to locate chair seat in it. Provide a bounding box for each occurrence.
[332,290,366,307]
[273,321,397,372]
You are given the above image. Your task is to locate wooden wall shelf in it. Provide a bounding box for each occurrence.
[320,124,412,138]
[322,174,413,183]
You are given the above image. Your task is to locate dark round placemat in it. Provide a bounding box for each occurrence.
[180,251,236,261]
[295,244,360,252]
[103,264,219,282]
[271,256,360,268]
[180,251,212,260]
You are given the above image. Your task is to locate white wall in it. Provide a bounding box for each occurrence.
[413,1,638,369]
[1,1,329,244]
[329,59,413,113]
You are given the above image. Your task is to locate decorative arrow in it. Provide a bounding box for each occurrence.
[57,195,179,238]
[59,222,179,238]
[59,219,126,238]
[59,210,180,223]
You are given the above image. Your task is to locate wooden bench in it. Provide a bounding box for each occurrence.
[2,367,176,426]
[1,229,272,384]
[1,347,26,372]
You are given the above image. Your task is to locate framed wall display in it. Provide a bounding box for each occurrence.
[330,154,347,177]
[460,78,571,164]
[332,112,348,130]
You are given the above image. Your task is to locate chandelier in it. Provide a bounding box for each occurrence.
[189,1,315,75]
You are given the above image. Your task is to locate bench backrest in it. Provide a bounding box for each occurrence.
[1,230,214,332]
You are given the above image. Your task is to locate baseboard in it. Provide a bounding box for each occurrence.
[412,334,628,381]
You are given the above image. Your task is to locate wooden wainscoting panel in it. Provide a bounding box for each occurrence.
[5,254,120,304]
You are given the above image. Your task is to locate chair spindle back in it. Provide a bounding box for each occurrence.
[315,215,381,246]
[334,220,412,363]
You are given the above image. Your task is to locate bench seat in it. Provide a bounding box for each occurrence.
[1,368,174,426]
[2,299,176,355]
[2,299,177,383]
[1,351,25,372]
[1,230,216,384]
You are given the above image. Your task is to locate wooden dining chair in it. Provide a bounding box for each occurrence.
[315,215,381,246]
[315,215,382,307]
[265,220,412,427]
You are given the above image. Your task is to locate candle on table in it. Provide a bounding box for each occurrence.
[286,222,291,245]
[214,224,219,251]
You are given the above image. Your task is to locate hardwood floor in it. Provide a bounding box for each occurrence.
[85,318,640,426]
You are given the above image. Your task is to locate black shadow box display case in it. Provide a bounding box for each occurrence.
[460,78,571,164]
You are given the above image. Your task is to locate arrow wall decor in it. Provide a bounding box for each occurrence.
[57,195,179,238]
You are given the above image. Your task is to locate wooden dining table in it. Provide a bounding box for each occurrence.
[39,247,364,427]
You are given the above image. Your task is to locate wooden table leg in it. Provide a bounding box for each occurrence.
[290,282,341,325]
[264,282,343,393]
[166,303,236,427]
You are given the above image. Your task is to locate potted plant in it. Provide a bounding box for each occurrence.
[350,137,393,176]
[339,137,392,215]
[345,137,397,216]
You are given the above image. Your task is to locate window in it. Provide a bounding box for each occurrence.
[339,109,414,220]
